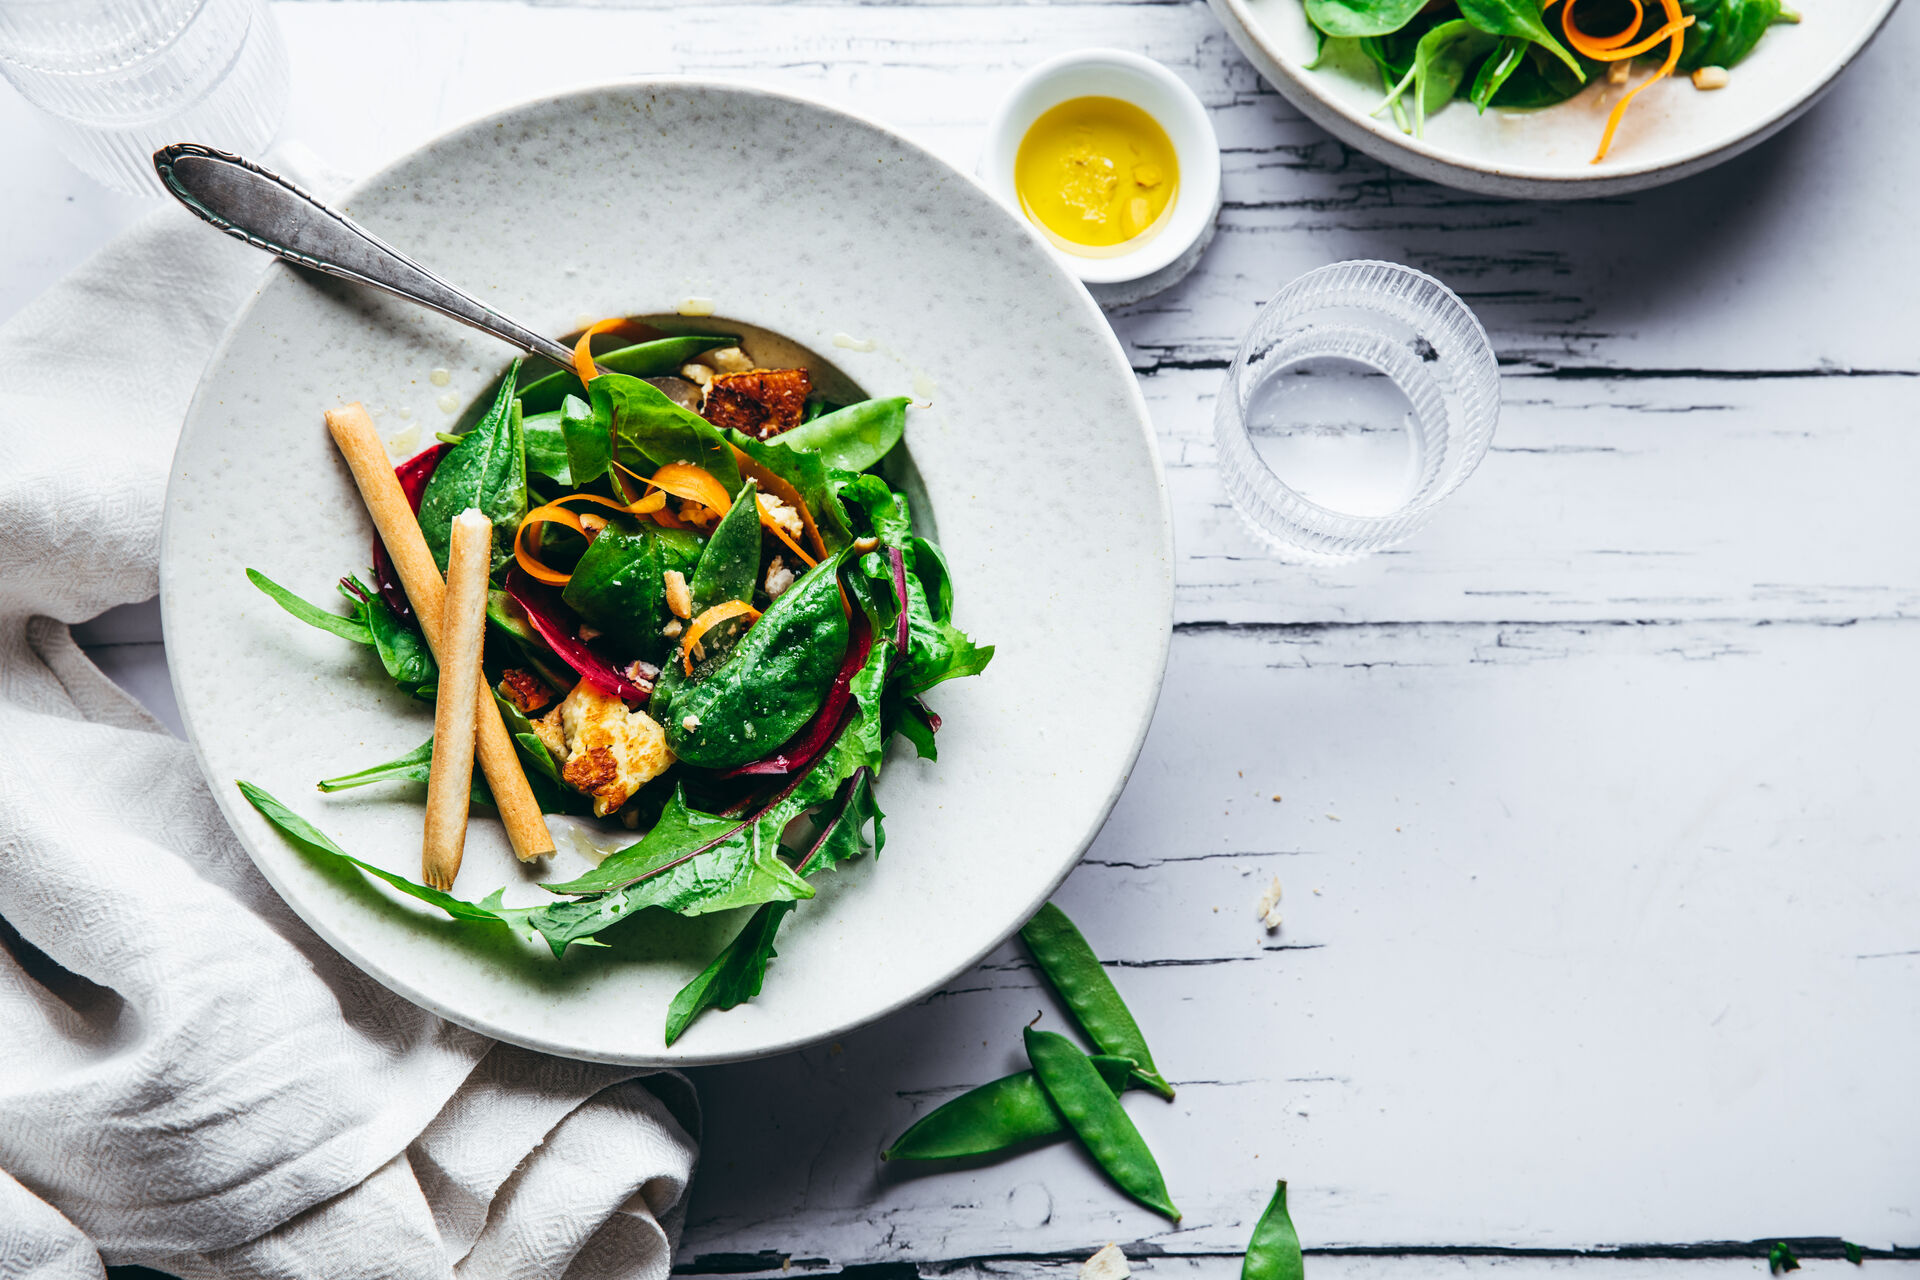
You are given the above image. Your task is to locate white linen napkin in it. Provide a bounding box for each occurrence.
[0,200,699,1280]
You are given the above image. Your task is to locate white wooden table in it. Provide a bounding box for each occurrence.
[8,1,1917,1276]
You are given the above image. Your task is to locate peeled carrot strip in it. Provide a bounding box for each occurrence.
[513,491,667,585]
[571,317,629,387]
[681,600,762,674]
[732,446,826,561]
[1591,0,1687,161]
[754,493,817,568]
[1564,0,1693,59]
[612,460,734,528]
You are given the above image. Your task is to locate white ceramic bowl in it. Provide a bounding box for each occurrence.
[161,80,1174,1065]
[981,49,1223,306]
[1210,0,1901,198]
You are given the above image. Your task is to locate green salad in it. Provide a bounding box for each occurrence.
[243,326,991,1045]
[1302,0,1797,160]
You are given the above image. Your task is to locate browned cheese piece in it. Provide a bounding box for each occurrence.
[701,367,812,440]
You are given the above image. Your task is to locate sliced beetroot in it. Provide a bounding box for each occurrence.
[504,568,653,703]
[887,544,910,654]
[372,442,449,625]
[718,612,873,779]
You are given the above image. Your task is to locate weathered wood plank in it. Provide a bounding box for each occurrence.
[682,618,1920,1259]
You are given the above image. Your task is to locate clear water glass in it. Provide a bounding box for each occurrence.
[1215,260,1499,564]
[0,0,287,196]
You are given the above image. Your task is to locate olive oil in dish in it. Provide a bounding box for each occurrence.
[1013,96,1179,256]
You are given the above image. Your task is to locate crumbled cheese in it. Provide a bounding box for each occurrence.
[1256,875,1283,933]
[680,362,714,388]
[1081,1244,1130,1280]
[756,492,804,540]
[681,714,701,732]
[706,346,752,373]
[663,618,684,638]
[764,555,796,599]
[663,570,692,619]
[553,682,676,817]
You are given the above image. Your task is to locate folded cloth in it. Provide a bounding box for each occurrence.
[0,201,698,1279]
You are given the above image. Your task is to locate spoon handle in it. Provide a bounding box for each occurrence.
[153,143,582,374]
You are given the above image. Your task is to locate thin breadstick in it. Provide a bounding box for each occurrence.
[422,508,490,889]
[325,403,556,861]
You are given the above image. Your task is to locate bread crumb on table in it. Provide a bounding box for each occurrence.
[1255,875,1283,932]
[1081,1244,1130,1280]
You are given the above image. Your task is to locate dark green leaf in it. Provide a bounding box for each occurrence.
[769,396,909,473]
[1844,1242,1865,1266]
[316,737,489,806]
[836,471,912,545]
[882,1055,1136,1160]
[247,568,372,645]
[1487,42,1591,106]
[516,335,736,416]
[417,363,528,571]
[1306,0,1429,37]
[596,372,741,494]
[357,577,437,691]
[1243,1182,1305,1280]
[1470,36,1529,110]
[522,407,573,485]
[691,479,763,614]
[663,553,851,769]
[1770,1243,1801,1275]
[561,515,703,663]
[663,900,796,1045]
[1456,0,1584,76]
[902,569,993,695]
[731,429,854,553]
[560,392,611,486]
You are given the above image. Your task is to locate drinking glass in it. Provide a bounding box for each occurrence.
[1214,260,1500,564]
[0,0,288,196]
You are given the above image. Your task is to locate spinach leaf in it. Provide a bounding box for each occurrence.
[522,408,572,486]
[908,535,954,620]
[1305,0,1430,38]
[1456,0,1584,76]
[769,396,909,473]
[663,900,796,1046]
[1684,0,1785,69]
[595,373,741,494]
[663,554,851,769]
[417,362,527,572]
[1470,35,1530,110]
[560,515,703,663]
[1381,20,1501,130]
[836,471,912,545]
[901,568,993,694]
[359,579,436,690]
[691,480,763,614]
[560,392,611,486]
[516,335,735,416]
[730,429,854,553]
[1488,42,1590,105]
[247,568,372,645]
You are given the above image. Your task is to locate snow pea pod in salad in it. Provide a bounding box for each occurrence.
[241,324,992,1045]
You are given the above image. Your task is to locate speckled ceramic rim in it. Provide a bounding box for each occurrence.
[980,49,1223,284]
[1209,0,1903,197]
[160,77,1176,1065]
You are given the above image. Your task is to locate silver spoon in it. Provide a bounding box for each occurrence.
[152,142,702,405]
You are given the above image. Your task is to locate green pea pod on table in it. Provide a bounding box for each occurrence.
[1019,902,1174,1099]
[1023,1027,1180,1222]
[1243,1181,1305,1280]
[882,1054,1137,1161]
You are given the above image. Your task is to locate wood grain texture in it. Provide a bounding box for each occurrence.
[13,0,1914,1268]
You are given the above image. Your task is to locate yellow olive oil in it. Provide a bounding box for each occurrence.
[1014,96,1180,257]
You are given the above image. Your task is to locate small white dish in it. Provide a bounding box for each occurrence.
[161,80,1175,1066]
[981,49,1223,308]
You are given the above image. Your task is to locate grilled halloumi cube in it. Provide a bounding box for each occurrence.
[538,680,675,817]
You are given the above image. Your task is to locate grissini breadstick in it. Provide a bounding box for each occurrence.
[422,508,490,889]
[325,403,556,861]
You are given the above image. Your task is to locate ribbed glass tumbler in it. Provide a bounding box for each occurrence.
[1214,260,1499,564]
[0,0,287,195]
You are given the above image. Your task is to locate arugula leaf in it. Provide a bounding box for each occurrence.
[691,479,763,615]
[247,568,372,645]
[1455,0,1584,77]
[769,396,908,473]
[316,737,490,806]
[238,781,537,941]
[417,363,528,571]
[663,900,796,1046]
[596,372,741,493]
[1306,0,1429,37]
